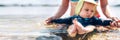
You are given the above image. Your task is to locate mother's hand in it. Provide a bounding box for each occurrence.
[111,17,120,21]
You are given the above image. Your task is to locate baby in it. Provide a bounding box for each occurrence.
[46,0,120,37]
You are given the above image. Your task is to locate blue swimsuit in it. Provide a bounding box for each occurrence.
[51,15,112,27]
[70,0,98,2]
[70,0,79,2]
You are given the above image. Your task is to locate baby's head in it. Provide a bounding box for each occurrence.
[79,0,97,18]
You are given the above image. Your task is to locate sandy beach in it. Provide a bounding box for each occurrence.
[0,0,120,40]
[0,5,61,40]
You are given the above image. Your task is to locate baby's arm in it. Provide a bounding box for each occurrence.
[50,17,73,25]
[93,17,113,26]
[101,20,113,26]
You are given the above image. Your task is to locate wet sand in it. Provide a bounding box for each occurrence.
[0,5,61,40]
[0,3,120,40]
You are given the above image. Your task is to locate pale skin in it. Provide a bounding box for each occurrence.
[67,2,120,37]
[45,0,119,24]
[67,2,97,37]
[45,0,120,37]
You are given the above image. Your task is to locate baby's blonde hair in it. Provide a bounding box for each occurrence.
[75,0,97,15]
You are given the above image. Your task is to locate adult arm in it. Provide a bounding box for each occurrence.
[100,0,111,18]
[100,0,120,21]
[45,0,69,24]
[53,0,69,18]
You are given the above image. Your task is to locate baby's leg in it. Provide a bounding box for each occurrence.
[67,25,77,37]
[82,25,95,33]
[73,19,95,34]
[73,19,85,34]
[77,25,95,34]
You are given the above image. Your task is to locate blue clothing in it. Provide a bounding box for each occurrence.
[70,0,98,2]
[70,0,79,2]
[51,15,112,27]
[94,0,98,2]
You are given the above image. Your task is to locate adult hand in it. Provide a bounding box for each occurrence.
[111,17,119,21]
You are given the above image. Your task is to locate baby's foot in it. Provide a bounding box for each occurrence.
[73,18,86,34]
[67,25,77,37]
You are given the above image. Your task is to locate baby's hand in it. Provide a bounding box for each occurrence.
[110,21,120,28]
[117,20,120,28]
[45,17,54,25]
[44,20,52,25]
[110,21,116,27]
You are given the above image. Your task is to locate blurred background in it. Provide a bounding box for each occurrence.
[0,0,120,36]
[0,0,60,32]
[0,0,120,40]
